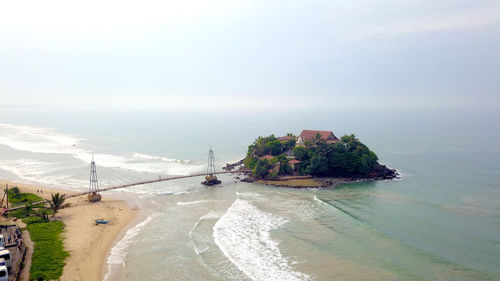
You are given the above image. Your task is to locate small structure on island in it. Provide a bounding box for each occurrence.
[297,130,339,145]
[88,157,102,202]
[288,159,302,175]
[202,147,221,186]
[277,136,295,142]
[258,155,274,160]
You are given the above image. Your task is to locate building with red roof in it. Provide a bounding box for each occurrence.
[297,130,339,145]
[288,159,302,174]
[258,155,274,160]
[277,136,295,141]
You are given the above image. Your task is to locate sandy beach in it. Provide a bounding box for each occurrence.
[0,180,136,281]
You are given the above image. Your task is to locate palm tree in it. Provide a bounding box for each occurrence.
[46,193,66,218]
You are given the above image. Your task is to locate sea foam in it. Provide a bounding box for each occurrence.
[104,213,159,280]
[177,200,217,206]
[0,158,87,189]
[0,123,84,155]
[0,122,204,177]
[213,199,310,281]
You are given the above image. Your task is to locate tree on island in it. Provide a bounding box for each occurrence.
[244,132,383,180]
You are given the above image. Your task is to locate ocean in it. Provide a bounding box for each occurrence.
[0,107,499,281]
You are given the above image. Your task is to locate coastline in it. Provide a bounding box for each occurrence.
[0,179,137,281]
[101,199,153,281]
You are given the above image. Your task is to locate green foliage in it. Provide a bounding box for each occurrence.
[252,160,269,179]
[293,134,379,176]
[254,135,277,155]
[4,189,68,280]
[247,135,287,157]
[266,140,283,156]
[305,154,328,175]
[276,155,292,175]
[46,193,66,218]
[21,205,33,218]
[283,139,296,150]
[7,188,43,207]
[27,220,69,280]
[33,208,50,222]
[278,163,292,175]
[23,215,49,225]
[268,157,278,165]
[292,146,308,159]
[246,132,380,178]
[267,172,278,180]
[244,156,258,169]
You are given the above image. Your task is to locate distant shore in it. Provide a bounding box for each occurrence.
[0,179,136,281]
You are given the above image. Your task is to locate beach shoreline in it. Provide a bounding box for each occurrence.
[0,179,137,281]
[100,195,154,281]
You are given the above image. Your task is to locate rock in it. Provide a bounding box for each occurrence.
[223,159,245,171]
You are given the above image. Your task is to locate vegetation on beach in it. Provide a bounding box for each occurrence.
[46,193,67,218]
[7,187,43,208]
[244,133,389,180]
[26,218,69,281]
[5,188,69,280]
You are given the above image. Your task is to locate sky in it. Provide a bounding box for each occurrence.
[0,0,499,110]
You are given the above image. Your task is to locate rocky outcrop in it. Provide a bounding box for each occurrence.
[225,159,398,188]
[222,159,244,171]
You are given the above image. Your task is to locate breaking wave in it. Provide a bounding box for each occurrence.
[104,213,159,280]
[0,158,87,190]
[177,200,217,206]
[213,199,311,281]
[0,123,204,179]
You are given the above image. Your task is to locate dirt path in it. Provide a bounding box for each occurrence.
[18,231,32,281]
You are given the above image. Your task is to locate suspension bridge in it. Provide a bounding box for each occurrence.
[5,148,248,211]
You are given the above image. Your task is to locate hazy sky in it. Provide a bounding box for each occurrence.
[1,0,499,110]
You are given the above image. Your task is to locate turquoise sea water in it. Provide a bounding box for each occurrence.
[0,108,499,280]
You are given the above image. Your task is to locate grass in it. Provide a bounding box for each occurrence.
[258,178,322,187]
[6,188,68,280]
[7,188,43,207]
[26,219,69,281]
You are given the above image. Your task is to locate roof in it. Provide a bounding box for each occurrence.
[288,159,302,164]
[277,136,295,141]
[258,155,274,160]
[299,130,338,143]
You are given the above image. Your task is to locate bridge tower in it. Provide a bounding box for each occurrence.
[207,146,216,176]
[202,147,221,185]
[88,157,102,202]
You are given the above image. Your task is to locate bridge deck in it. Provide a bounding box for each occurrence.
[7,170,248,211]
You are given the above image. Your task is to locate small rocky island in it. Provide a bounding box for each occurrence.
[224,130,398,188]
